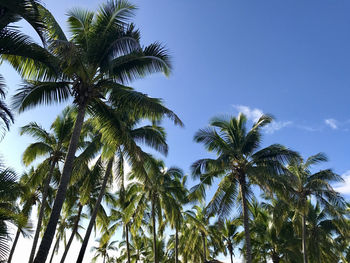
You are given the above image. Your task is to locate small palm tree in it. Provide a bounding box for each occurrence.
[130,158,185,263]
[282,153,345,263]
[8,170,41,263]
[216,219,239,263]
[0,162,20,261]
[92,238,118,263]
[191,113,297,263]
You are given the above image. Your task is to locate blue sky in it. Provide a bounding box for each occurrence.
[2,0,350,262]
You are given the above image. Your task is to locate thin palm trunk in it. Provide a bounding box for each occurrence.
[76,158,114,263]
[152,198,158,263]
[201,232,206,263]
[229,249,234,263]
[49,236,59,263]
[34,104,86,263]
[60,204,83,263]
[125,224,131,263]
[302,212,308,263]
[103,254,106,263]
[29,161,55,263]
[239,176,252,263]
[175,227,179,263]
[8,228,20,263]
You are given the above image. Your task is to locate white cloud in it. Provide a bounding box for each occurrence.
[264,121,293,134]
[233,105,264,123]
[233,105,291,134]
[325,118,338,129]
[334,170,350,195]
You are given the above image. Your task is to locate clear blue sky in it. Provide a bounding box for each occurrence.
[2,0,350,262]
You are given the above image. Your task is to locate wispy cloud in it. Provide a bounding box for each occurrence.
[325,118,338,130]
[232,105,292,134]
[334,170,350,195]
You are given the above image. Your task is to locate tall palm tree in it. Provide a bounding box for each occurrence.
[130,158,185,263]
[9,1,178,261]
[76,105,175,263]
[282,153,345,263]
[20,107,75,263]
[191,113,298,263]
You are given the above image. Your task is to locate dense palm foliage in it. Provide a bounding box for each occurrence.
[1,1,350,263]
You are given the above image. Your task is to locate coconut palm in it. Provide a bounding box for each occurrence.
[282,153,345,263]
[215,219,239,263]
[76,104,174,263]
[91,238,118,263]
[0,0,53,133]
[129,158,185,263]
[9,1,179,261]
[191,113,297,263]
[20,107,75,263]
[0,160,21,261]
[8,170,41,263]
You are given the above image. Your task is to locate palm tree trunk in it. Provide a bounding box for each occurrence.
[152,198,158,263]
[76,158,114,263]
[34,104,86,263]
[302,213,308,263]
[125,224,131,263]
[8,228,20,263]
[239,176,252,263]
[229,250,234,263]
[201,232,206,263]
[49,236,59,263]
[60,204,83,263]
[175,227,179,263]
[29,161,55,263]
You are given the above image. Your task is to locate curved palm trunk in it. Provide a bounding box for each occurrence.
[33,104,86,263]
[201,232,206,263]
[49,236,59,263]
[29,161,55,263]
[151,198,158,263]
[239,176,252,263]
[175,227,179,263]
[125,224,131,263]
[60,204,83,263]
[76,158,114,263]
[8,228,20,263]
[302,213,308,263]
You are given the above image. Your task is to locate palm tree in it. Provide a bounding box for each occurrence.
[191,113,297,263]
[282,153,345,263]
[10,1,179,259]
[0,76,13,136]
[59,158,105,263]
[130,158,185,263]
[216,220,239,263]
[20,107,75,263]
[0,0,53,133]
[76,104,176,263]
[0,160,21,261]
[92,238,118,263]
[8,170,41,263]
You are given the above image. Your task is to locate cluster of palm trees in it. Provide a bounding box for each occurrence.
[0,0,349,263]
